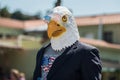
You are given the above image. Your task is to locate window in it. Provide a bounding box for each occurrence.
[103,31,113,43]
[85,33,94,39]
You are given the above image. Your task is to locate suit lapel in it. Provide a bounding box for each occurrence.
[47,41,78,80]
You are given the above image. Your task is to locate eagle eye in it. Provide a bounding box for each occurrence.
[62,15,67,22]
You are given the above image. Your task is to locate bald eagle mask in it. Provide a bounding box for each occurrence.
[44,6,80,51]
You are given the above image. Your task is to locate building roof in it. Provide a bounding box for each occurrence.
[1,13,120,30]
[80,38,120,50]
[0,17,47,31]
[23,13,120,31]
[76,14,120,26]
[24,20,45,28]
[24,20,47,31]
[0,17,24,29]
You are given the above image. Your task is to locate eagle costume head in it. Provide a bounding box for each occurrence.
[44,6,80,51]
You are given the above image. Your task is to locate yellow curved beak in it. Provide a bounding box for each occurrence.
[47,20,66,38]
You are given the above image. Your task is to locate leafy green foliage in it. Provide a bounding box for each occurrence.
[11,11,41,20]
[0,7,42,20]
[0,7,11,18]
[54,0,61,7]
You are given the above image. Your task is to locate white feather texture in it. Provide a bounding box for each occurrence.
[49,6,80,51]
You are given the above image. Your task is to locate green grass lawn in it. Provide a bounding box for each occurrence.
[22,40,42,49]
[0,38,42,49]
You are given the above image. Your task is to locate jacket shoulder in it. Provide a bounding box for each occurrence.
[75,41,100,56]
[77,41,97,51]
[76,41,100,59]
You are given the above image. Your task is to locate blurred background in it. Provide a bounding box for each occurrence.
[0,0,120,80]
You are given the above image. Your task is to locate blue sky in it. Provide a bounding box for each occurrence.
[0,0,120,17]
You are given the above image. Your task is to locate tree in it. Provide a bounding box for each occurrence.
[11,10,24,20]
[11,10,42,20]
[0,7,11,17]
[54,0,61,7]
[0,6,42,20]
[54,0,73,13]
[32,12,42,19]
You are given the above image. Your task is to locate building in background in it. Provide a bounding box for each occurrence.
[76,14,120,80]
[0,18,24,39]
[76,14,120,44]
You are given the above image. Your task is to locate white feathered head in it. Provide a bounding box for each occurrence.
[44,6,80,51]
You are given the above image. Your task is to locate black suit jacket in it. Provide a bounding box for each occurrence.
[33,41,102,80]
